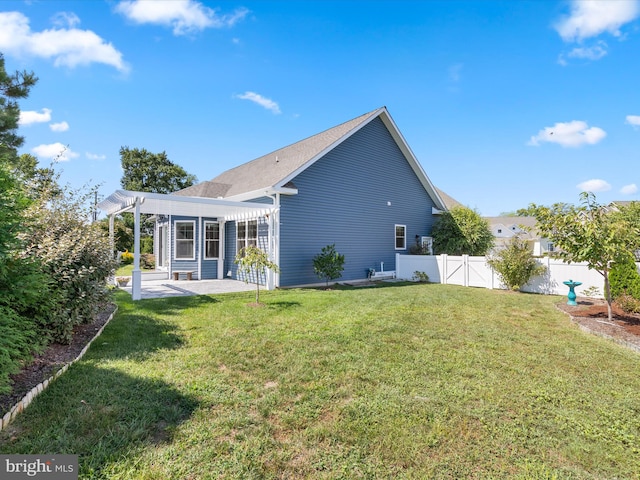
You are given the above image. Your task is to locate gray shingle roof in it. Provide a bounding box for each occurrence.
[201,108,382,199]
[174,107,450,210]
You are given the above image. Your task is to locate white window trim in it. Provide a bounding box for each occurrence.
[237,218,258,254]
[395,224,407,250]
[174,220,196,261]
[203,221,220,260]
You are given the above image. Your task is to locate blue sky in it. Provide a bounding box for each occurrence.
[2,0,639,216]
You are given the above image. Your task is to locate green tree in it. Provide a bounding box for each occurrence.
[0,54,37,164]
[609,254,640,300]
[526,192,640,321]
[234,245,279,305]
[120,146,197,193]
[0,54,52,393]
[487,236,546,291]
[431,206,494,255]
[12,153,60,199]
[313,244,345,287]
[119,146,198,249]
[614,201,640,261]
[98,216,133,254]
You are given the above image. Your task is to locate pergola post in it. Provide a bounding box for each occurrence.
[108,214,115,258]
[132,197,142,300]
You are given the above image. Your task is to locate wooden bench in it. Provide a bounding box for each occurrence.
[172,271,195,281]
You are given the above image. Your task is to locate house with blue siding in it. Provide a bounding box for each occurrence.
[99,107,451,297]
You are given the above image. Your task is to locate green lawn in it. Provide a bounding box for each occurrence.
[114,264,154,276]
[1,284,639,479]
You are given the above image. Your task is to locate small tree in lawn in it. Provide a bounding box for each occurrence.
[525,192,640,321]
[235,245,279,305]
[487,236,546,291]
[313,244,345,287]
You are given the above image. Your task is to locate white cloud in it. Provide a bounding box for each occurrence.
[50,121,69,132]
[32,142,79,162]
[567,42,608,60]
[51,12,81,29]
[116,1,249,35]
[235,91,281,114]
[621,183,638,195]
[0,11,128,72]
[555,0,640,42]
[527,120,606,147]
[86,152,106,160]
[19,108,52,125]
[577,179,611,193]
[626,115,640,128]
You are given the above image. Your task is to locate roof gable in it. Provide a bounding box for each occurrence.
[178,107,446,210]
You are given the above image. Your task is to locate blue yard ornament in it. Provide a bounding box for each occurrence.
[563,279,582,306]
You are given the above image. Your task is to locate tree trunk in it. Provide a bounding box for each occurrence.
[603,268,613,321]
[255,279,260,304]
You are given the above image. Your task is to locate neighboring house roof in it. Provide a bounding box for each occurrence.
[485,216,539,239]
[175,106,449,211]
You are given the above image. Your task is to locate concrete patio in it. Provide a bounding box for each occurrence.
[117,278,255,299]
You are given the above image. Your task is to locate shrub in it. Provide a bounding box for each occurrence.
[609,254,640,300]
[431,206,493,255]
[412,271,429,282]
[141,235,153,254]
[313,244,345,287]
[141,253,155,270]
[615,294,640,314]
[23,186,118,343]
[487,236,546,291]
[0,165,52,393]
[121,250,134,265]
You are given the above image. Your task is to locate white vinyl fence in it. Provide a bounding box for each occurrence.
[396,254,640,298]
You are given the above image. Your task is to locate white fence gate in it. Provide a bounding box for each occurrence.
[396,254,640,298]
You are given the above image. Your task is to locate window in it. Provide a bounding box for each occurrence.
[204,222,220,259]
[237,219,258,255]
[395,224,406,250]
[548,242,555,253]
[175,221,195,260]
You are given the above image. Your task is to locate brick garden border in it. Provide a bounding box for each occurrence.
[0,306,118,432]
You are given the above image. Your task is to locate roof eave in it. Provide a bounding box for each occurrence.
[225,186,299,203]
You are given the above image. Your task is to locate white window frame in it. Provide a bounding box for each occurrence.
[395,224,406,250]
[237,219,258,256]
[203,221,220,259]
[174,220,196,260]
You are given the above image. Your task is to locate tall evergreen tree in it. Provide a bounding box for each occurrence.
[0,53,37,165]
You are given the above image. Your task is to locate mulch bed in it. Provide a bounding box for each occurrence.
[555,297,640,352]
[0,303,117,418]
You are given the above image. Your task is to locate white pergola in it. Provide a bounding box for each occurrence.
[98,190,278,300]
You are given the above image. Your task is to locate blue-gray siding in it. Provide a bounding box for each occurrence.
[168,216,221,280]
[279,116,437,286]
